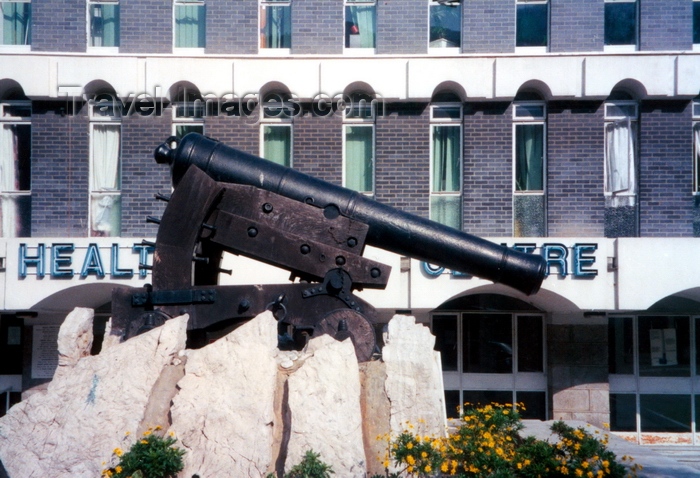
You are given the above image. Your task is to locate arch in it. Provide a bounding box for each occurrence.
[259,81,292,100]
[30,283,122,320]
[647,287,700,314]
[342,81,376,97]
[433,283,582,313]
[609,79,647,101]
[82,79,118,98]
[515,80,552,102]
[168,81,202,102]
[431,81,467,103]
[0,79,27,101]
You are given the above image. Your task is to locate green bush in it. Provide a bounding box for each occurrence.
[266,449,334,478]
[101,427,185,478]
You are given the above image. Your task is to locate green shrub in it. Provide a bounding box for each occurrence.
[101,427,185,478]
[265,449,334,478]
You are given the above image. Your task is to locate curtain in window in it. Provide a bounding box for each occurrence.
[347,5,375,48]
[91,124,121,235]
[90,4,119,47]
[695,126,700,191]
[263,125,291,167]
[605,119,637,206]
[261,5,290,48]
[175,3,205,48]
[345,126,373,193]
[431,125,461,229]
[515,124,544,191]
[0,125,18,237]
[1,1,31,45]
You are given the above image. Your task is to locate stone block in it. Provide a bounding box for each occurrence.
[552,389,590,413]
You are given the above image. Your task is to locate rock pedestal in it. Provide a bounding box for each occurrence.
[0,311,445,478]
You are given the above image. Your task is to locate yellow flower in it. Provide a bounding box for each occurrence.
[169,431,176,437]
[383,460,389,468]
[406,442,413,450]
[115,466,122,473]
[406,455,415,465]
[113,447,123,457]
[421,451,428,458]
[407,466,414,473]
[441,462,449,472]
[154,425,162,430]
[424,465,432,473]
[575,469,584,477]
[524,459,531,466]
[140,440,148,444]
[143,430,152,436]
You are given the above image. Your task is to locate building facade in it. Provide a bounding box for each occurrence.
[1,0,700,445]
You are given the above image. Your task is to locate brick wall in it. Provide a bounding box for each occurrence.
[463,103,513,236]
[640,0,692,51]
[31,0,85,52]
[207,0,257,54]
[119,111,172,238]
[639,101,694,237]
[204,113,260,157]
[120,0,172,54]
[376,0,427,54]
[292,0,343,54]
[547,101,605,237]
[375,103,430,217]
[462,0,514,54]
[31,103,89,237]
[550,0,603,53]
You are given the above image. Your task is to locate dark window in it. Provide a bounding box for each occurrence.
[517,315,543,372]
[463,314,512,374]
[640,394,691,433]
[694,2,700,44]
[433,314,458,371]
[604,1,636,46]
[610,393,636,431]
[429,1,461,48]
[516,2,548,47]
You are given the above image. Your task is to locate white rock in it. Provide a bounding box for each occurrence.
[285,335,367,478]
[170,311,279,478]
[56,307,94,368]
[382,315,447,440]
[0,314,188,478]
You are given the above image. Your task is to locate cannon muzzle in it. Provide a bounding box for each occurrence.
[155,133,546,295]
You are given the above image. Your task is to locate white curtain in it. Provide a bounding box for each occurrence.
[605,119,637,206]
[695,126,700,192]
[0,125,18,237]
[91,124,120,235]
[345,125,373,193]
[175,3,205,48]
[431,125,461,229]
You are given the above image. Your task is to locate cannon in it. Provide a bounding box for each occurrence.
[111,133,546,361]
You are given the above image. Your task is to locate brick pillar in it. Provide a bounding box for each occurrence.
[549,324,609,428]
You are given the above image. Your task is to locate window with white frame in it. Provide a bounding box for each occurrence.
[89,94,121,237]
[429,0,461,49]
[88,0,119,48]
[172,87,205,138]
[345,0,375,49]
[513,102,545,192]
[1,0,31,46]
[604,0,637,49]
[343,92,374,194]
[259,0,290,49]
[604,101,638,205]
[693,101,700,193]
[430,103,462,230]
[260,92,293,167]
[0,101,30,237]
[174,0,205,49]
[516,0,548,49]
[694,0,700,49]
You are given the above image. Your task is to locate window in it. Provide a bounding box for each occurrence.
[430,103,462,230]
[516,0,548,49]
[0,101,30,237]
[604,0,637,49]
[1,0,31,46]
[260,92,293,167]
[174,0,205,49]
[88,0,119,48]
[694,101,700,193]
[89,95,121,236]
[345,0,375,49]
[513,102,545,192]
[343,92,374,194]
[260,0,290,49]
[429,0,461,49]
[694,0,700,48]
[604,101,637,205]
[172,87,205,138]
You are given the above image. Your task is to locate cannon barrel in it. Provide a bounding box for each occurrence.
[155,133,547,295]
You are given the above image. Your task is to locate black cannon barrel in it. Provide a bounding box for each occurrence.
[155,133,547,295]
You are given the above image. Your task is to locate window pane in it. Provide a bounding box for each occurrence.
[610,393,636,431]
[432,105,461,120]
[640,394,691,433]
[695,2,700,44]
[175,124,204,138]
[260,4,290,48]
[516,3,547,47]
[516,391,546,420]
[444,390,461,419]
[462,390,513,408]
[638,316,690,377]
[604,2,636,46]
[604,120,636,194]
[263,125,291,167]
[462,314,512,374]
[517,315,543,372]
[429,2,461,48]
[1,1,31,45]
[0,195,30,237]
[608,316,633,374]
[2,103,30,118]
[345,5,375,48]
[514,103,544,119]
[90,3,120,47]
[91,124,121,236]
[344,125,373,193]
[175,3,205,48]
[431,125,460,192]
[90,192,121,236]
[515,124,544,192]
[430,195,461,229]
[432,314,458,372]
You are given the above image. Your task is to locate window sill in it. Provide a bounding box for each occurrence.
[87,46,120,55]
[693,44,700,52]
[258,48,291,56]
[514,46,548,55]
[428,46,461,56]
[0,45,31,53]
[343,47,377,56]
[173,47,206,55]
[604,44,637,53]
